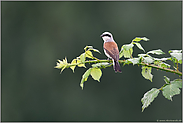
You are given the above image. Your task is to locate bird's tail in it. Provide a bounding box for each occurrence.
[113,60,122,73]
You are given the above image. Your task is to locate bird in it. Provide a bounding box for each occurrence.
[100,32,122,73]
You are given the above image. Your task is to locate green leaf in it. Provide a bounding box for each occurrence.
[61,58,68,72]
[127,58,140,65]
[63,57,68,63]
[162,83,181,101]
[92,62,111,68]
[178,60,182,64]
[77,59,86,68]
[124,48,133,58]
[170,52,182,61]
[141,88,160,112]
[141,66,153,82]
[171,79,182,89]
[154,61,171,68]
[92,49,101,54]
[79,53,86,63]
[147,49,165,55]
[134,42,145,52]
[138,54,154,64]
[70,59,77,72]
[61,65,67,73]
[122,43,134,51]
[82,68,91,79]
[119,50,123,59]
[84,45,101,54]
[170,57,177,67]
[132,37,149,42]
[143,57,154,64]
[84,46,93,51]
[90,68,102,82]
[54,57,69,73]
[154,57,171,61]
[54,59,64,69]
[132,37,142,42]
[164,76,170,84]
[80,77,87,90]
[80,68,92,90]
[160,62,171,68]
[85,50,93,59]
[141,37,149,41]
[119,44,133,58]
[169,50,182,53]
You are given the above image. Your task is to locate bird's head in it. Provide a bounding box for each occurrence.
[100,32,114,42]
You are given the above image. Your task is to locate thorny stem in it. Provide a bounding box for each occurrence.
[68,59,182,76]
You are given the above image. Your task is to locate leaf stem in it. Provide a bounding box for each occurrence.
[176,61,179,71]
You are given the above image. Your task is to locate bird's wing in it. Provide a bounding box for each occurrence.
[103,42,119,61]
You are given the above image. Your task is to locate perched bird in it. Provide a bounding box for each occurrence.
[100,32,122,73]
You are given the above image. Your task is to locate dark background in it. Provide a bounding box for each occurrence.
[1,1,182,122]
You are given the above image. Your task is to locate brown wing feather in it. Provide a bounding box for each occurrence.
[103,42,119,61]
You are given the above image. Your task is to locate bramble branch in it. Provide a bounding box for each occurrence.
[68,59,182,76]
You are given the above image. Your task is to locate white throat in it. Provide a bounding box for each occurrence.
[102,36,111,42]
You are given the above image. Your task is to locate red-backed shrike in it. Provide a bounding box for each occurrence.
[100,32,122,73]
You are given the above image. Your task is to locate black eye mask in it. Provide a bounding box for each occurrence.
[101,34,111,37]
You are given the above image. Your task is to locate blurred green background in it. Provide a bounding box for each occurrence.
[1,1,182,122]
